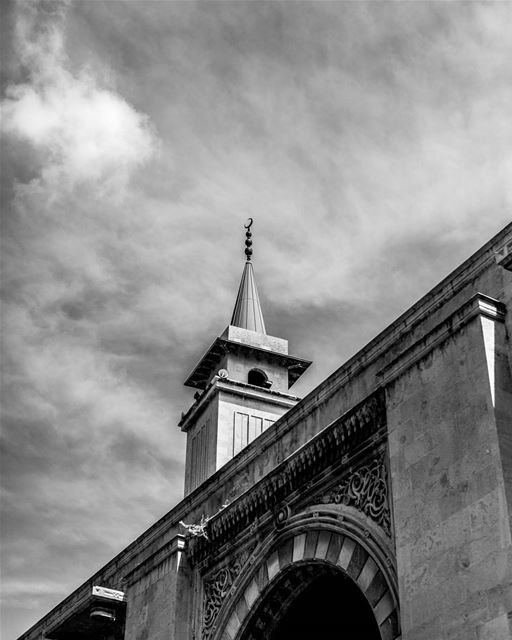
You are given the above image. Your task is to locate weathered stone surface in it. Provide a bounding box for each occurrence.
[388,307,512,640]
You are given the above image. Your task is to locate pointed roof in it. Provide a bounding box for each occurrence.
[183,219,312,391]
[230,261,266,334]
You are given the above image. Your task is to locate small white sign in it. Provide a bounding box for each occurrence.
[92,585,125,602]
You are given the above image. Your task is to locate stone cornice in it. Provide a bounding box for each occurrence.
[123,534,186,586]
[41,585,127,640]
[187,389,386,563]
[179,377,300,432]
[184,336,312,390]
[217,378,301,404]
[495,236,512,271]
[377,293,506,386]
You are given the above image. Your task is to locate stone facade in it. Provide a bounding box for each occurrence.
[18,223,512,640]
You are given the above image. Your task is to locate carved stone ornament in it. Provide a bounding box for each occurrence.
[273,504,291,529]
[180,503,230,541]
[202,550,250,640]
[180,515,210,539]
[316,453,391,536]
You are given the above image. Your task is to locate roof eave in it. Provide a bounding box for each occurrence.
[184,338,312,390]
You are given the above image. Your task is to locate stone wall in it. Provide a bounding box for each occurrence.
[123,537,190,640]
[387,310,512,639]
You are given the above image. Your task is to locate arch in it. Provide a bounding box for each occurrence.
[209,511,399,640]
[240,562,382,640]
[247,369,271,388]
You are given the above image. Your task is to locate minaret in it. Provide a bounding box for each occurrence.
[180,220,311,495]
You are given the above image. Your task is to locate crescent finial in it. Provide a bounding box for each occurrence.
[244,218,253,261]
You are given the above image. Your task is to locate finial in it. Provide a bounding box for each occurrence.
[244,218,253,261]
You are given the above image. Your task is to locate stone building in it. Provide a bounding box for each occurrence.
[19,222,512,640]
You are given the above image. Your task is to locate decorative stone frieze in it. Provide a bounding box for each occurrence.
[202,550,251,640]
[315,452,391,536]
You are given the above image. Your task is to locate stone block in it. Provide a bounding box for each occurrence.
[476,614,511,640]
[466,549,512,594]
[486,582,512,620]
[409,510,471,568]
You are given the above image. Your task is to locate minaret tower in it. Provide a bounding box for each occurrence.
[180,220,311,495]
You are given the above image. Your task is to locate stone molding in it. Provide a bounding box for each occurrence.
[123,535,186,586]
[179,376,299,432]
[184,336,311,391]
[188,390,386,563]
[377,293,506,386]
[495,237,512,270]
[41,585,127,640]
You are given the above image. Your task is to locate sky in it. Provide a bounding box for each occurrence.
[1,1,511,637]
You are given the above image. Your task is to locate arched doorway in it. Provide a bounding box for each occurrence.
[239,562,381,640]
[272,569,380,639]
[210,516,399,640]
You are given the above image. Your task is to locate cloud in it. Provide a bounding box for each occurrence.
[0,578,64,610]
[1,3,181,635]
[82,1,510,308]
[2,0,154,190]
[3,78,154,186]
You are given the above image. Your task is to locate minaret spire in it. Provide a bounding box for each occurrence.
[230,219,266,334]
[181,218,311,493]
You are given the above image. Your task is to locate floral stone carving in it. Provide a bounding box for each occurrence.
[317,453,391,536]
[202,550,250,639]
